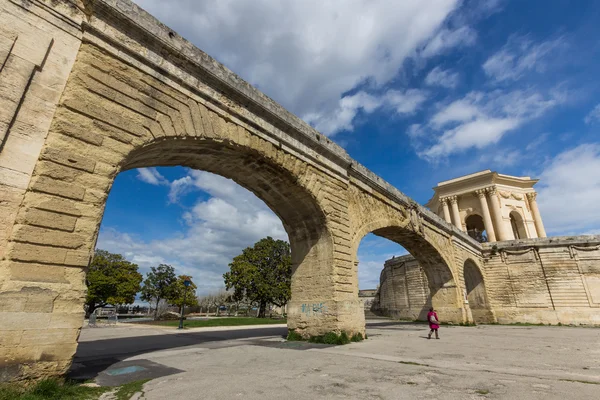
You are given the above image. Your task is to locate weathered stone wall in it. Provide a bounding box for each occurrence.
[374,255,429,320]
[0,0,484,381]
[375,236,600,325]
[482,236,600,325]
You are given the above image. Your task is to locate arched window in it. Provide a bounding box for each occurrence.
[465,214,487,243]
[509,211,528,239]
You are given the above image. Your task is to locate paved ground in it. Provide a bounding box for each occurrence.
[73,320,600,399]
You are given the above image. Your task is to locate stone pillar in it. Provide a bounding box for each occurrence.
[475,189,496,242]
[441,197,452,224]
[487,187,509,241]
[527,192,547,238]
[449,195,462,230]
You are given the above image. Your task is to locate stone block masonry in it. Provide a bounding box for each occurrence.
[374,236,600,326]
[0,0,494,382]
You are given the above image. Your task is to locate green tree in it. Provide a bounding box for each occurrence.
[85,250,142,317]
[170,275,199,308]
[140,264,177,319]
[223,237,291,318]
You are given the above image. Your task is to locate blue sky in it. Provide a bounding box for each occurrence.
[99,0,600,296]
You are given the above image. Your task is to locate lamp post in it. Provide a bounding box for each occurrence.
[178,278,192,330]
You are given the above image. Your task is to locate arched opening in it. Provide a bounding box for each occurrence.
[352,220,463,324]
[355,234,413,321]
[115,139,335,333]
[463,260,494,323]
[509,211,528,240]
[465,214,488,243]
[72,162,301,375]
[6,128,348,380]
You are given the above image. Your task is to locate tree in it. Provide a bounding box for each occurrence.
[140,264,177,319]
[170,275,199,309]
[85,250,142,317]
[223,237,292,318]
[208,289,229,316]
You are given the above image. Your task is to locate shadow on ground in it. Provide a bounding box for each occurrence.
[69,326,288,381]
[69,320,417,383]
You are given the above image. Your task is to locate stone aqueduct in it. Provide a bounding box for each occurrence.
[0,0,597,382]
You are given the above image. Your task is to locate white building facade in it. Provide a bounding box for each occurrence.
[426,170,547,242]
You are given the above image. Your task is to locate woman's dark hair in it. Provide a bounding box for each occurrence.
[429,307,434,312]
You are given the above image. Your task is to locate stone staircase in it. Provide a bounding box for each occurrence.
[544,261,590,308]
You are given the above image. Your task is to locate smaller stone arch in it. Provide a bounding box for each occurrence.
[509,211,528,239]
[352,216,465,324]
[465,214,487,243]
[463,259,495,323]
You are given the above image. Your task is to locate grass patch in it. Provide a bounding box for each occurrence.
[559,379,600,385]
[475,389,490,395]
[0,378,150,400]
[286,330,303,341]
[351,332,364,342]
[398,361,430,367]
[147,317,287,328]
[0,378,109,400]
[113,379,149,400]
[406,381,417,385]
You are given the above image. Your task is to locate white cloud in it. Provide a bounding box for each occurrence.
[420,26,477,58]
[137,168,168,185]
[134,0,475,135]
[407,124,425,139]
[483,35,565,82]
[584,104,600,124]
[384,89,429,114]
[99,170,287,296]
[417,88,565,160]
[424,66,459,88]
[536,144,600,234]
[430,95,483,128]
[423,117,519,159]
[305,89,427,135]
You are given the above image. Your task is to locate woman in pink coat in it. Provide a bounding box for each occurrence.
[427,307,440,339]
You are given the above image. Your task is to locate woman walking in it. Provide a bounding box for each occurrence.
[427,307,440,339]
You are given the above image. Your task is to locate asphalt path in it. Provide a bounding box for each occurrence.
[69,324,289,381]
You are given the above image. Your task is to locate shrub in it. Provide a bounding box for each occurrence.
[351,332,364,342]
[289,331,358,345]
[32,379,62,397]
[322,332,339,344]
[338,331,350,345]
[287,330,303,341]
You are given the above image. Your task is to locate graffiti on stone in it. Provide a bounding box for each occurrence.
[301,302,327,316]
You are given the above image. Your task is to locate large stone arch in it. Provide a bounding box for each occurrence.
[348,185,465,323]
[0,41,362,380]
[0,0,490,382]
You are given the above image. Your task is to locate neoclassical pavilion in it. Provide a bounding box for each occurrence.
[425,170,547,242]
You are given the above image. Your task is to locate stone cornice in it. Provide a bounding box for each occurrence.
[481,235,600,252]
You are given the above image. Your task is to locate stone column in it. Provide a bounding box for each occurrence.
[475,189,496,242]
[527,192,547,238]
[449,195,462,230]
[441,197,452,224]
[487,187,509,241]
